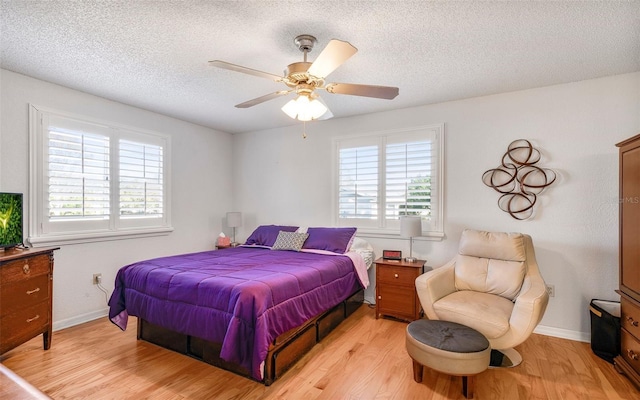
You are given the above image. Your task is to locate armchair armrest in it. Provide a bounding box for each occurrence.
[415,257,457,319]
[506,262,549,348]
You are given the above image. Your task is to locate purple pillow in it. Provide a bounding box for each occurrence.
[302,227,357,254]
[244,225,299,247]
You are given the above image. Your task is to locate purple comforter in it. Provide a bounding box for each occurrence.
[108,246,361,380]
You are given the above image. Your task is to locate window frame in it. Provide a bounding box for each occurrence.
[28,104,173,247]
[332,124,445,239]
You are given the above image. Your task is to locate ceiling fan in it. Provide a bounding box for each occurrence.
[209,34,399,122]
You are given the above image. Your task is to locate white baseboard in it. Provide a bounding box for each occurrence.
[53,308,109,332]
[51,307,592,345]
[533,324,590,343]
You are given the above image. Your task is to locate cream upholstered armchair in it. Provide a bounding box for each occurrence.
[415,229,549,366]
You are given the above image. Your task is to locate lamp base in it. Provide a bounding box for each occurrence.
[404,256,417,263]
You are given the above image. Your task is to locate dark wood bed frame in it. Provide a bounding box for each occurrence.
[136,289,364,385]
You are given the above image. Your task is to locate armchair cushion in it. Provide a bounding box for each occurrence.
[454,256,525,300]
[458,230,526,261]
[454,230,527,301]
[432,290,514,339]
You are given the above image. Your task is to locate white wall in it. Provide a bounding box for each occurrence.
[233,72,640,341]
[2,69,638,340]
[0,70,234,329]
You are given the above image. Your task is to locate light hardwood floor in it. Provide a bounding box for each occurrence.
[1,305,637,399]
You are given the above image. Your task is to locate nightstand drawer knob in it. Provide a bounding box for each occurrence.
[378,295,381,300]
[394,273,399,278]
[628,349,639,361]
[23,263,30,274]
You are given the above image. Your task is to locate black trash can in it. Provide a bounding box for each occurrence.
[589,299,621,363]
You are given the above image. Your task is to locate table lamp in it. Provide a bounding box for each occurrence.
[400,216,421,262]
[226,212,242,246]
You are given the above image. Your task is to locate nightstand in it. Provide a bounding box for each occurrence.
[375,257,425,322]
[215,243,240,250]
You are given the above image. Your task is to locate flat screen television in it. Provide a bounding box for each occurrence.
[0,192,23,250]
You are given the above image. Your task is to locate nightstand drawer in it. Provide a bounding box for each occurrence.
[377,264,419,286]
[377,285,416,319]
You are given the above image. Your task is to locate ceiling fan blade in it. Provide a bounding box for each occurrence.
[209,60,283,82]
[325,83,399,99]
[235,90,291,108]
[307,39,357,78]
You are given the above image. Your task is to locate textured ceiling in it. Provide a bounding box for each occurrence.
[1,1,639,134]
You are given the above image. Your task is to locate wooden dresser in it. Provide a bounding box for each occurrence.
[615,133,640,387]
[0,247,58,355]
[375,257,425,321]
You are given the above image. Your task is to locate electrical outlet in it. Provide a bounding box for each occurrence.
[93,273,102,285]
[546,284,555,298]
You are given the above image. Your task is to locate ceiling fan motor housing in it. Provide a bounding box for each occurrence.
[284,62,324,88]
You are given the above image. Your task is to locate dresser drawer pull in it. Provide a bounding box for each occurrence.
[627,316,639,327]
[394,273,399,278]
[378,295,382,300]
[26,287,41,295]
[628,349,639,361]
[23,264,30,274]
[26,315,40,323]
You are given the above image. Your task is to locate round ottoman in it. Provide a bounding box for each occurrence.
[405,320,490,399]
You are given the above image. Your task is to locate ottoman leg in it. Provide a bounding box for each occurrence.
[462,375,475,399]
[412,359,423,383]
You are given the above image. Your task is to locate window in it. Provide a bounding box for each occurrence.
[334,124,444,238]
[29,105,172,246]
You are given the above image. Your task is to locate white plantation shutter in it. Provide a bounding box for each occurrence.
[338,144,379,220]
[29,105,172,246]
[385,139,432,221]
[47,129,110,220]
[334,125,444,237]
[119,139,163,218]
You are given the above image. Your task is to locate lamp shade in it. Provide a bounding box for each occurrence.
[281,94,328,121]
[400,216,422,238]
[226,212,242,228]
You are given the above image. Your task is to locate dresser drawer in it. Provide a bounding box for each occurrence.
[0,301,49,351]
[0,274,50,312]
[621,297,640,341]
[377,285,416,319]
[621,328,640,375]
[377,264,419,287]
[0,254,51,284]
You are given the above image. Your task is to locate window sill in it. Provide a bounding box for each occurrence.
[356,229,444,241]
[28,226,174,247]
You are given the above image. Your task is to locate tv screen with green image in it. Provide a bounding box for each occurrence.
[0,192,23,249]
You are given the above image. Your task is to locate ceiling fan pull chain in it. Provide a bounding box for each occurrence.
[302,121,307,139]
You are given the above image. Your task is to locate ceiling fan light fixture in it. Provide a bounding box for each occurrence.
[281,94,328,121]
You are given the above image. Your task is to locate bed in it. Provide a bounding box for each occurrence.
[108,225,371,385]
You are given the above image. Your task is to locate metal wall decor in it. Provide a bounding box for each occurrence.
[482,139,556,220]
